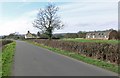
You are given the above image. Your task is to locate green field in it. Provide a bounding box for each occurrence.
[61,38,119,44]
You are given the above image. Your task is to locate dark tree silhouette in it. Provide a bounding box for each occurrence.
[37,32,41,37]
[33,4,64,40]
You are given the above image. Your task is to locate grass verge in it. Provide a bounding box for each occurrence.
[27,40,119,74]
[1,41,16,76]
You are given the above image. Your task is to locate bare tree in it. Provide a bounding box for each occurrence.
[33,4,64,40]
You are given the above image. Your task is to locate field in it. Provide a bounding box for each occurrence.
[61,38,119,44]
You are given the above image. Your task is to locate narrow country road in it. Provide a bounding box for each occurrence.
[12,40,118,76]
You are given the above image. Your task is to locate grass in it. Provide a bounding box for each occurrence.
[1,41,16,76]
[27,40,119,74]
[61,38,119,44]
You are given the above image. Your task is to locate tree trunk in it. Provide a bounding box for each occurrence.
[49,33,52,40]
[47,28,52,40]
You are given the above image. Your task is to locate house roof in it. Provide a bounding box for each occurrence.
[86,29,115,36]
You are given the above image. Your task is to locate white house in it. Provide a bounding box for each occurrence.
[25,31,36,39]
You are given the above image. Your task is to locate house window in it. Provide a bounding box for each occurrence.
[105,36,106,38]
[88,36,90,38]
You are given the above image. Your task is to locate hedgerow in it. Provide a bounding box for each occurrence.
[31,39,119,65]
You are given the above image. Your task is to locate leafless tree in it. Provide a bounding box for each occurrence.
[33,4,64,40]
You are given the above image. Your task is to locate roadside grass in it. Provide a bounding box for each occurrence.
[61,38,119,44]
[27,40,119,74]
[0,52,2,77]
[1,41,16,76]
[0,40,2,77]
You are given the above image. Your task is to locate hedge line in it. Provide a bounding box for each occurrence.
[0,41,1,47]
[0,40,13,47]
[32,39,119,64]
[2,40,13,46]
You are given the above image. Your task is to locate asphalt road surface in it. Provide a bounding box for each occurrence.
[12,40,118,76]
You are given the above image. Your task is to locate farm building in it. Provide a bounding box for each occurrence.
[25,31,37,39]
[86,29,118,40]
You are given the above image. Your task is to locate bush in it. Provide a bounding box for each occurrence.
[1,40,13,46]
[31,39,119,64]
[0,41,2,47]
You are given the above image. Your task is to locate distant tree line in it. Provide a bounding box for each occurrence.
[2,33,25,40]
[35,31,87,39]
[64,31,87,39]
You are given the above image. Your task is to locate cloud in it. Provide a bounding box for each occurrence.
[0,3,2,21]
[0,2,118,35]
[53,2,118,33]
[0,9,39,35]
[0,0,119,2]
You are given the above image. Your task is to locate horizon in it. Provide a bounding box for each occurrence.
[0,0,118,36]
[0,28,118,36]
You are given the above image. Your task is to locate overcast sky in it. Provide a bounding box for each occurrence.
[0,0,119,35]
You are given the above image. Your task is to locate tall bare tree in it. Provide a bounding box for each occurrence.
[33,4,64,40]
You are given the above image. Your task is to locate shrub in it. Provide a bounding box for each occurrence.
[31,39,119,64]
[1,40,13,46]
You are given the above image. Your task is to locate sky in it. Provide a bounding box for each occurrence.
[0,0,119,35]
